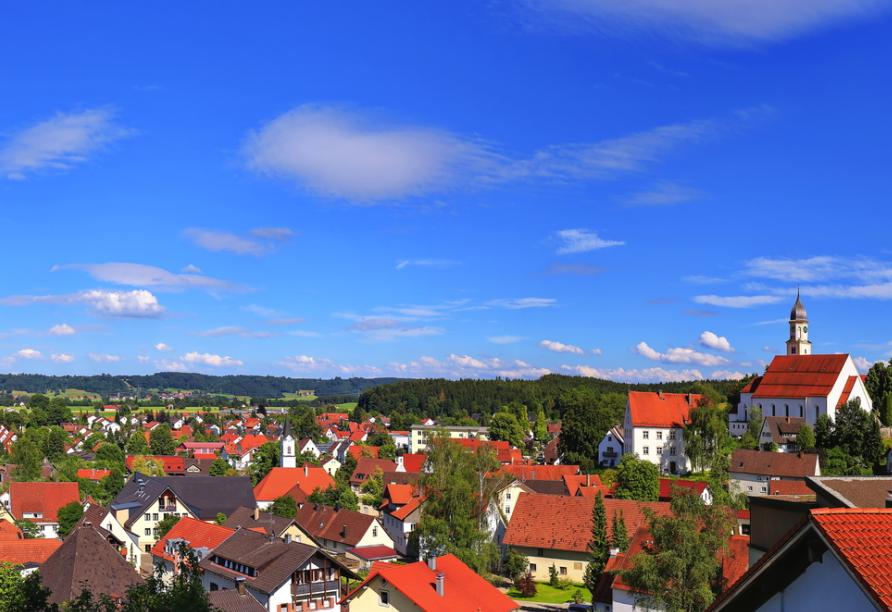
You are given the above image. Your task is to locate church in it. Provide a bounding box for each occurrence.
[728,293,872,435]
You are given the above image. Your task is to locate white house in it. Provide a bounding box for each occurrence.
[598,426,624,467]
[711,508,889,611]
[623,391,700,475]
[729,294,872,436]
[729,449,820,496]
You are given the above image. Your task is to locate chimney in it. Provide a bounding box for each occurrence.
[235,576,246,595]
[886,491,892,509]
[304,465,309,477]
[341,524,348,538]
[254,507,260,521]
[658,391,663,399]
[427,556,437,571]
[435,572,445,597]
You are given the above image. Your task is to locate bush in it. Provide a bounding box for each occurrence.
[549,564,560,588]
[516,573,537,597]
[573,588,585,604]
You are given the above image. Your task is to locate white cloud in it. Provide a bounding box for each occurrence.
[449,354,489,369]
[699,331,733,352]
[244,105,501,201]
[395,259,459,270]
[555,229,624,254]
[154,343,172,352]
[89,352,121,363]
[51,353,74,363]
[636,341,728,366]
[1,289,165,318]
[155,359,189,372]
[182,264,202,274]
[485,297,557,310]
[15,348,43,360]
[564,364,704,383]
[624,181,699,206]
[280,355,381,376]
[0,109,132,180]
[49,323,76,336]
[137,355,151,363]
[744,255,892,283]
[54,262,232,291]
[854,356,873,372]
[591,348,603,356]
[521,0,886,44]
[487,335,524,345]
[197,326,272,338]
[184,228,292,256]
[540,339,584,354]
[711,370,747,380]
[693,294,782,308]
[182,351,243,368]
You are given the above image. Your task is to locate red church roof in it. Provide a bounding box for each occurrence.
[752,354,849,399]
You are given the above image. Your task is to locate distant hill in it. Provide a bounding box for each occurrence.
[0,372,404,398]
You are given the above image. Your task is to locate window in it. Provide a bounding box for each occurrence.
[669,430,676,440]
[785,404,789,417]
[643,446,649,455]
[209,583,219,591]
[144,513,150,521]
[657,447,662,455]
[560,566,567,576]
[372,526,378,537]
[506,492,511,500]
[747,485,753,492]
[669,447,676,456]
[657,431,663,440]
[530,563,537,572]
[144,528,151,536]
[505,505,511,515]
[379,590,390,606]
[152,513,159,521]
[643,431,649,440]
[800,405,803,418]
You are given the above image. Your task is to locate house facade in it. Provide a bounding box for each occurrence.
[729,449,820,496]
[623,391,701,475]
[598,426,624,467]
[408,424,489,454]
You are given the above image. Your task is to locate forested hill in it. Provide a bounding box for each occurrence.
[357,374,752,421]
[0,372,404,398]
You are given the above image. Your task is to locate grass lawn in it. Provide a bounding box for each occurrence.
[336,401,358,411]
[281,392,318,401]
[507,582,591,604]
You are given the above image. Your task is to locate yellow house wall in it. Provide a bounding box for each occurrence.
[512,545,589,583]
[347,575,423,612]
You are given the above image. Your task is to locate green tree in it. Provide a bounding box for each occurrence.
[309,483,359,511]
[558,389,625,470]
[43,427,67,462]
[503,548,528,583]
[131,456,166,477]
[548,564,560,588]
[684,404,730,473]
[413,435,506,574]
[250,442,280,485]
[583,492,609,597]
[614,455,659,501]
[828,399,884,472]
[866,360,892,409]
[739,406,763,450]
[0,565,55,612]
[156,515,180,539]
[46,396,72,426]
[10,434,43,482]
[815,414,833,449]
[57,502,83,538]
[209,458,231,477]
[488,411,525,448]
[534,406,548,443]
[507,401,531,438]
[622,489,732,612]
[271,495,297,519]
[797,424,816,451]
[360,468,385,508]
[119,544,213,611]
[149,424,176,455]
[126,431,149,454]
[883,393,892,428]
[95,442,125,466]
[287,406,323,441]
[611,511,629,552]
[215,513,227,525]
[100,469,125,504]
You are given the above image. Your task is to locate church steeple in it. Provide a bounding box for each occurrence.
[281,417,296,468]
[786,290,811,356]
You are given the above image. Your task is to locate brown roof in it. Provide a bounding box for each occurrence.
[40,524,143,604]
[223,506,297,538]
[207,589,266,612]
[295,503,376,547]
[762,416,805,444]
[807,477,892,508]
[503,493,671,553]
[730,449,819,478]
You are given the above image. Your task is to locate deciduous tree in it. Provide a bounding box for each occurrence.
[614,455,659,501]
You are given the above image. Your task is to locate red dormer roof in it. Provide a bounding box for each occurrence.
[563,474,604,496]
[740,377,762,394]
[627,391,702,428]
[150,516,234,563]
[753,354,849,399]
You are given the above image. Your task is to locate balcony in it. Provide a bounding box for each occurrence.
[292,580,340,597]
[158,505,177,513]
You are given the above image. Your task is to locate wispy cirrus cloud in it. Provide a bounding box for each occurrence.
[693,294,782,308]
[89,352,121,363]
[484,297,557,310]
[554,229,624,254]
[53,262,236,291]
[636,341,728,366]
[488,335,525,345]
[623,181,699,206]
[0,108,132,180]
[244,104,765,202]
[184,227,293,256]
[563,363,704,383]
[395,258,459,271]
[197,326,272,338]
[0,289,165,318]
[517,0,887,44]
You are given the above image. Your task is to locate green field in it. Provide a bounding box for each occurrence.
[336,402,358,411]
[281,392,318,401]
[506,582,592,604]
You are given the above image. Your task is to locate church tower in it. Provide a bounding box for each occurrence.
[281,418,296,468]
[786,290,811,356]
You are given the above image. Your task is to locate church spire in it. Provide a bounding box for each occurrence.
[786,290,811,356]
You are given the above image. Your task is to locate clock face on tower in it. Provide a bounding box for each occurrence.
[803,326,808,334]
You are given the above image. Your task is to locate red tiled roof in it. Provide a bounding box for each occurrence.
[384,484,414,505]
[453,439,522,464]
[769,480,814,496]
[149,516,234,563]
[628,391,702,428]
[658,478,708,500]
[503,493,672,553]
[398,453,427,473]
[125,455,185,474]
[179,441,224,451]
[809,509,892,608]
[350,457,397,486]
[253,466,335,502]
[341,554,517,612]
[563,474,604,496]
[739,377,761,394]
[753,354,849,399]
[348,445,380,460]
[0,539,62,565]
[0,521,23,541]
[498,464,580,481]
[10,482,80,523]
[390,496,424,521]
[346,545,398,561]
[730,449,819,478]
[836,375,859,408]
[76,468,111,481]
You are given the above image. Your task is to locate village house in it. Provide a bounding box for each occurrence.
[340,553,518,612]
[712,508,892,611]
[598,425,624,467]
[199,528,355,612]
[729,449,820,496]
[4,481,80,538]
[224,506,318,545]
[379,484,424,558]
[150,516,235,582]
[295,503,395,555]
[623,391,702,475]
[759,416,807,452]
[728,295,872,435]
[502,493,672,583]
[253,466,335,509]
[408,424,489,454]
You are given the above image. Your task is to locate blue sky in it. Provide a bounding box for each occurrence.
[2,1,892,381]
